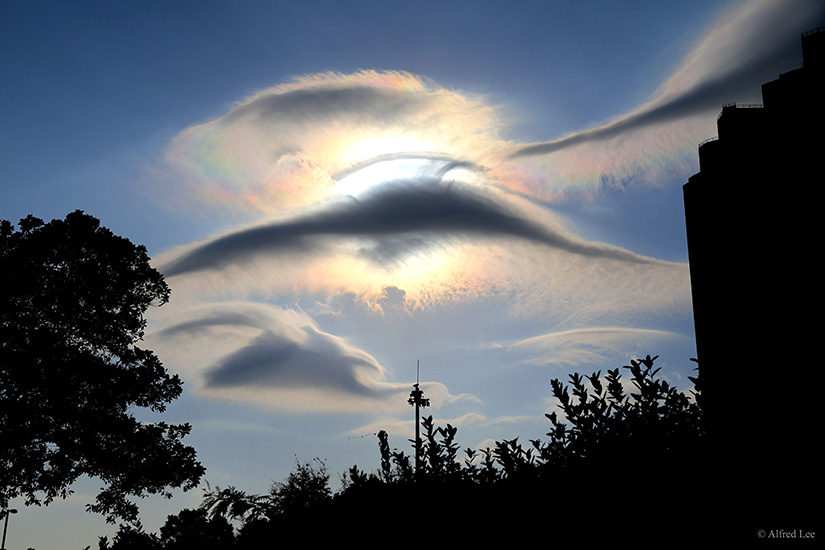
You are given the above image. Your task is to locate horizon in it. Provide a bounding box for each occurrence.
[2,1,823,547]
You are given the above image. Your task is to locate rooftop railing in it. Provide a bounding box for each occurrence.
[718,102,763,119]
[698,136,718,148]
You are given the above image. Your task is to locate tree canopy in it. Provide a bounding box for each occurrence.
[0,210,204,523]
[93,342,807,546]
[101,354,703,547]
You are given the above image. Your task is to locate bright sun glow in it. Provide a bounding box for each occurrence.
[334,154,477,197]
[333,132,454,197]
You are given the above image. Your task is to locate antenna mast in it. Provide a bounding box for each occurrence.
[408,359,430,476]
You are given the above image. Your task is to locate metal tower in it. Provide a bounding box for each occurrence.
[407,360,430,475]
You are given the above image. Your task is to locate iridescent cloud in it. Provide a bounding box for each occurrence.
[159,69,512,216]
[147,0,818,413]
[157,0,822,215]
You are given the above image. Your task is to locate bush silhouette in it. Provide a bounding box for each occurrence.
[334,354,705,540]
[99,508,233,550]
[95,354,705,545]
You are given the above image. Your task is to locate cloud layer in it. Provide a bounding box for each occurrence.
[157,0,824,216]
[146,0,819,414]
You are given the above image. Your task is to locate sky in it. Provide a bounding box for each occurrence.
[2,0,823,547]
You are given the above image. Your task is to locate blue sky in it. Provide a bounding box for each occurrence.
[2,1,823,547]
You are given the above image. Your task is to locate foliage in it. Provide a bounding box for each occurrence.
[158,509,234,550]
[355,354,702,489]
[92,353,704,543]
[333,354,704,540]
[270,457,332,515]
[197,457,334,544]
[99,509,233,550]
[536,354,704,472]
[200,484,270,524]
[0,209,707,543]
[98,525,161,550]
[0,211,204,523]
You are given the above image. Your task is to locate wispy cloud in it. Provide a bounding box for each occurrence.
[504,0,825,199]
[508,0,811,159]
[500,327,686,369]
[351,411,487,442]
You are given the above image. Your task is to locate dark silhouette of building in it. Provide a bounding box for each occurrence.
[683,28,822,539]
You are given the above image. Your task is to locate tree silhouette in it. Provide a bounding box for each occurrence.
[158,508,234,550]
[97,525,161,550]
[335,354,706,541]
[198,457,333,545]
[269,457,332,515]
[99,508,234,550]
[0,211,204,523]
[200,484,270,524]
[100,354,705,544]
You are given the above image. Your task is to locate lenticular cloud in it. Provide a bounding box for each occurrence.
[146,301,460,413]
[156,0,823,217]
[145,0,819,413]
[504,0,825,199]
[160,180,666,279]
[160,70,512,215]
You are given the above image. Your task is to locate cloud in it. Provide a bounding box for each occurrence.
[502,0,825,198]
[154,1,824,219]
[508,1,816,160]
[501,327,686,369]
[153,170,691,327]
[202,328,381,394]
[148,301,471,413]
[139,0,820,417]
[158,70,511,216]
[351,411,487,441]
[159,179,667,279]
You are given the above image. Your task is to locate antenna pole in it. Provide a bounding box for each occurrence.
[408,359,430,477]
[415,360,420,474]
